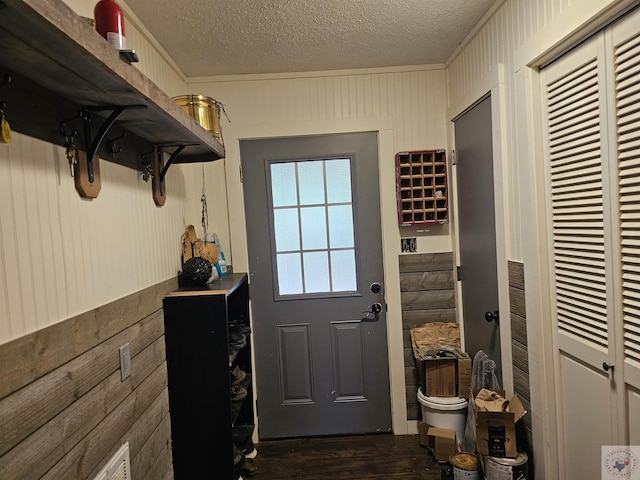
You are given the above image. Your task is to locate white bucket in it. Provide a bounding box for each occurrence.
[417,388,468,443]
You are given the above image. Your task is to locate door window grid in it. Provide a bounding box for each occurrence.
[270,158,357,296]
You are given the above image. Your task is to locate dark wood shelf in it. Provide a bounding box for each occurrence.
[0,0,224,164]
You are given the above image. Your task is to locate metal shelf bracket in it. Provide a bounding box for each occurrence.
[81,104,146,182]
[151,143,199,206]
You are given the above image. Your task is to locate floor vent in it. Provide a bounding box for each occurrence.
[93,442,131,480]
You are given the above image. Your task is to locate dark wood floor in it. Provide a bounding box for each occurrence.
[251,434,448,480]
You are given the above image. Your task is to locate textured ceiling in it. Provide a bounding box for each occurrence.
[125,0,496,77]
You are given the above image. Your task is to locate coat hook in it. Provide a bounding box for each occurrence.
[140,148,155,182]
[110,130,127,157]
[60,112,82,138]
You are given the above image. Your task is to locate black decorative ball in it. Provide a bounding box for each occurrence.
[182,257,214,285]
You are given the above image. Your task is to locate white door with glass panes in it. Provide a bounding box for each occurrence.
[240,132,391,439]
[540,8,640,479]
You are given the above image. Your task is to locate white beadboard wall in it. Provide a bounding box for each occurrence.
[0,136,190,342]
[190,67,447,150]
[0,0,203,343]
[189,66,451,264]
[446,0,633,261]
[445,0,638,476]
[1,1,450,343]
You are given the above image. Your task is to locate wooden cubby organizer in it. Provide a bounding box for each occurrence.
[396,149,449,225]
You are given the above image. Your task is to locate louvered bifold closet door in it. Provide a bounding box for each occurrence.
[612,13,640,392]
[541,35,619,477]
[542,35,614,368]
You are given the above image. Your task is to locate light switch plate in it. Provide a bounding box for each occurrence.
[119,343,131,381]
[401,238,417,253]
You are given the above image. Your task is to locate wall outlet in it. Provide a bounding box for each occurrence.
[401,238,417,253]
[119,343,131,381]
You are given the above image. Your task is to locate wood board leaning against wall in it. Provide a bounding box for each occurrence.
[0,278,178,480]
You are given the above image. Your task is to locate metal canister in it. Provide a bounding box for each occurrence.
[449,452,481,480]
[172,95,223,143]
[485,452,528,480]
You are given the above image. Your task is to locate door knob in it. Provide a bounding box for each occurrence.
[362,303,383,320]
[484,310,499,323]
[603,362,614,372]
[363,303,383,314]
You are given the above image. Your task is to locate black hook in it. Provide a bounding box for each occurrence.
[60,112,81,138]
[140,148,155,182]
[141,148,155,165]
[110,130,127,156]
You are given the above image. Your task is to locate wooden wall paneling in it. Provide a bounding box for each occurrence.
[141,439,174,480]
[511,313,528,347]
[403,344,416,366]
[511,340,529,373]
[399,252,456,420]
[508,260,525,290]
[2,345,167,480]
[509,285,526,318]
[507,260,533,473]
[0,279,176,480]
[0,277,176,398]
[399,252,454,273]
[39,346,167,480]
[400,271,454,291]
[0,310,165,457]
[130,409,173,480]
[513,365,531,402]
[162,466,175,480]
[518,396,533,431]
[402,309,457,326]
[400,290,455,311]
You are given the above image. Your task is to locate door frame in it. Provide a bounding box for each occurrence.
[222,116,410,436]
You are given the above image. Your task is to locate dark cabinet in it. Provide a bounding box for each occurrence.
[163,273,253,479]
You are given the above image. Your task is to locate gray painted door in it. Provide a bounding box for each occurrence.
[240,132,391,439]
[454,96,502,381]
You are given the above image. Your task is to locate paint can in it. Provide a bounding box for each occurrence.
[485,452,529,480]
[449,452,481,480]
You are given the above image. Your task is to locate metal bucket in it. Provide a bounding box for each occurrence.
[485,452,528,480]
[449,453,481,480]
[172,95,223,143]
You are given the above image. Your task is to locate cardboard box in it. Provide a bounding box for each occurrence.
[456,353,472,399]
[425,358,457,396]
[415,352,472,397]
[473,390,526,458]
[419,422,457,462]
[410,323,470,397]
